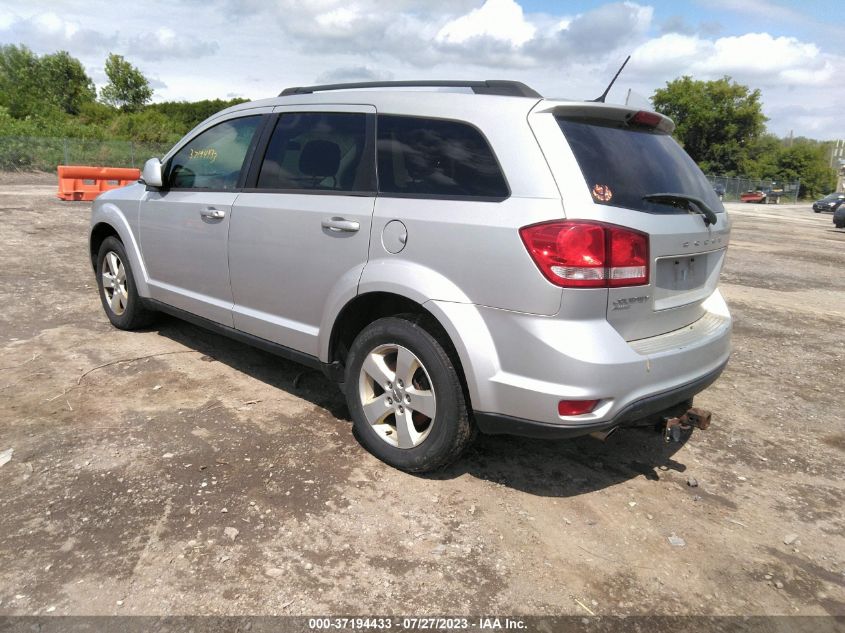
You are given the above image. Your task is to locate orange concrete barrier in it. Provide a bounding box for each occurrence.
[57,165,141,201]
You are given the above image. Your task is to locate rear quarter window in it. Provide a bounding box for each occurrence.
[377,115,509,200]
[557,117,723,214]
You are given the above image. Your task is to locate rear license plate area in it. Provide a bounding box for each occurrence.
[657,255,706,292]
[653,253,718,311]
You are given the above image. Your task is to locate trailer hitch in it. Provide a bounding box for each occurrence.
[663,407,712,443]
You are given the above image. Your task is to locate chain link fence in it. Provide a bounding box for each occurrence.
[0,137,172,172]
[0,137,805,205]
[706,174,800,204]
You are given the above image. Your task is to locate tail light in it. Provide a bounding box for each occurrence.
[519,221,649,288]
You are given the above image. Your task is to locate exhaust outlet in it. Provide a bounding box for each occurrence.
[589,426,618,442]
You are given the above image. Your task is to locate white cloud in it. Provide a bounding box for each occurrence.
[315,7,363,30]
[436,0,536,46]
[765,102,842,136]
[633,32,835,87]
[704,33,821,76]
[316,66,395,84]
[0,1,843,138]
[0,11,14,31]
[523,2,653,60]
[0,11,116,54]
[125,27,219,61]
[33,12,73,37]
[634,32,704,70]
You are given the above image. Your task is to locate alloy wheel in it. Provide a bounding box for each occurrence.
[101,251,128,316]
[358,343,437,449]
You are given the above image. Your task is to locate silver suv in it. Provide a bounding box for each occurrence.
[89,80,731,472]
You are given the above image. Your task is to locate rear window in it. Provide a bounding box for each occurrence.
[377,115,509,199]
[557,117,723,214]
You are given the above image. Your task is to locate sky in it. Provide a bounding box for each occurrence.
[0,0,842,139]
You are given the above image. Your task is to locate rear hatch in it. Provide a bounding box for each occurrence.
[529,102,730,341]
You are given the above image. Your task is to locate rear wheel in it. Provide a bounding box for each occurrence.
[344,315,473,472]
[96,236,155,330]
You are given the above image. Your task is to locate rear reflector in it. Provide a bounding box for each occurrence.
[520,221,649,288]
[558,399,599,416]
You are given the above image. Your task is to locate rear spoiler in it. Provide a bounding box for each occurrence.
[534,101,675,134]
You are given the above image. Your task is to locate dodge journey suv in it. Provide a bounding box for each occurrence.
[89,80,731,472]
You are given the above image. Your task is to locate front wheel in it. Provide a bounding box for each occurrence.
[96,236,155,330]
[344,315,474,473]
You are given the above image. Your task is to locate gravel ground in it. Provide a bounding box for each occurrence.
[0,174,842,618]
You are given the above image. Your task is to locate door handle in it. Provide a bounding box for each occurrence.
[200,207,226,220]
[321,217,360,233]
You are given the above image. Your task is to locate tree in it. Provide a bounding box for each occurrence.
[770,141,835,199]
[100,53,153,112]
[0,45,49,118]
[147,98,249,131]
[0,45,96,117]
[652,76,767,176]
[40,51,96,114]
[741,133,781,179]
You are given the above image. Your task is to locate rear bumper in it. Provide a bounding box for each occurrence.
[427,289,731,435]
[474,360,727,439]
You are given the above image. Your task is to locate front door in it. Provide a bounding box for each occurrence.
[139,114,265,326]
[228,106,376,357]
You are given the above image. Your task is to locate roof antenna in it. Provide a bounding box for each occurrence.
[592,55,631,103]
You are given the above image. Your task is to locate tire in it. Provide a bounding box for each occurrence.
[96,236,155,330]
[814,209,821,213]
[344,314,474,473]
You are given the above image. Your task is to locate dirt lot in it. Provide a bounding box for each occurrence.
[0,172,843,618]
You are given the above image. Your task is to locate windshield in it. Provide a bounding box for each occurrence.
[822,194,844,201]
[557,117,724,214]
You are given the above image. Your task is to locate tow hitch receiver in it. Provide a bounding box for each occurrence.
[663,407,712,443]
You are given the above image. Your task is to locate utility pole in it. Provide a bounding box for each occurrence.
[830,139,843,169]
[834,140,845,193]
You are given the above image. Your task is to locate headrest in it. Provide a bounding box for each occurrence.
[299,140,340,178]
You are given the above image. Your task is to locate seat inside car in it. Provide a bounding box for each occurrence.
[299,139,341,189]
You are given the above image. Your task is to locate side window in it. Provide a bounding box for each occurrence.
[376,115,509,199]
[256,112,370,192]
[167,116,261,190]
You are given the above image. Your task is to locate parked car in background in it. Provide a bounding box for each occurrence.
[833,205,845,228]
[88,79,731,472]
[741,189,787,204]
[813,192,845,213]
[740,190,766,203]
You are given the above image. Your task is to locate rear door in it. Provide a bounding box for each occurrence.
[139,113,266,325]
[530,103,730,341]
[227,105,376,357]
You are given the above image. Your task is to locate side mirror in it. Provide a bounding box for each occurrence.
[141,158,163,188]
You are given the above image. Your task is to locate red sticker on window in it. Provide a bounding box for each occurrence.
[592,184,613,202]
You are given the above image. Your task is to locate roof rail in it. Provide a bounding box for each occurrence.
[279,80,542,99]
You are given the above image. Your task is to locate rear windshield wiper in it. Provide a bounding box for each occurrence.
[642,193,718,227]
